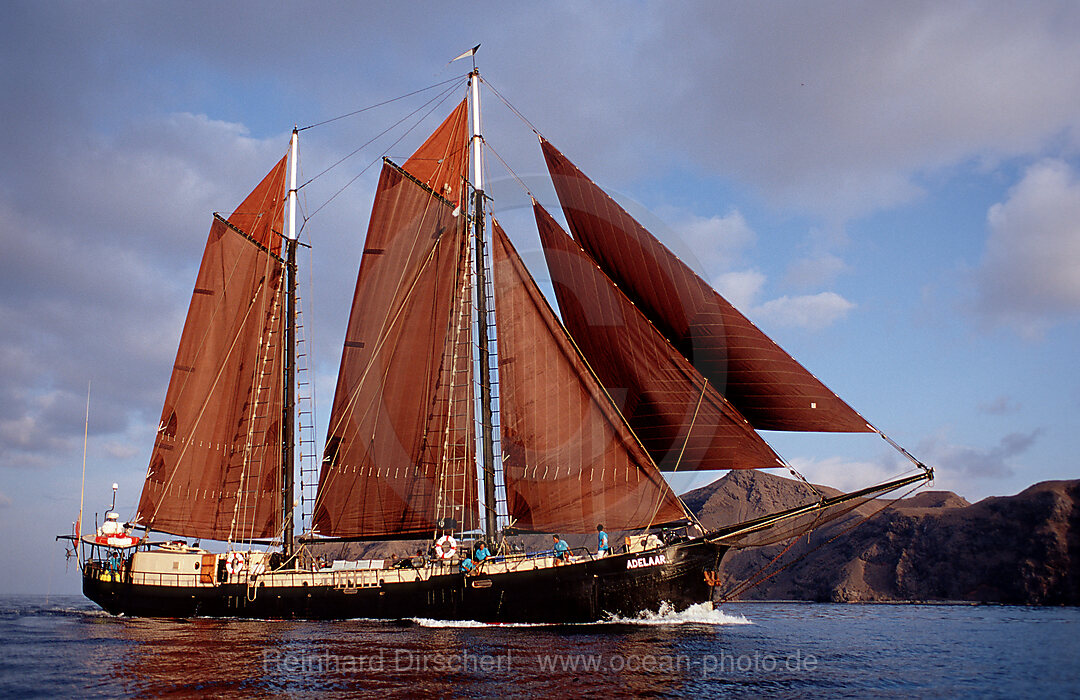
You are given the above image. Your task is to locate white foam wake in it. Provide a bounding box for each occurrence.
[604,601,752,626]
[409,602,751,628]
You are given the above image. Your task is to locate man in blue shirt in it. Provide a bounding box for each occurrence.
[596,524,609,557]
[474,541,491,564]
[459,556,475,574]
[552,534,570,564]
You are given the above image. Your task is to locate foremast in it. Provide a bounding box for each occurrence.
[469,68,499,542]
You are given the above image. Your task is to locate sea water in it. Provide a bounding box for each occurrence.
[0,596,1077,698]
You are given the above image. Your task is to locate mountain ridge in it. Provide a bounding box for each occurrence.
[689,470,1079,605]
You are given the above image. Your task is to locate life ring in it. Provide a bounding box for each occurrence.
[225,551,246,576]
[93,534,140,548]
[434,535,457,560]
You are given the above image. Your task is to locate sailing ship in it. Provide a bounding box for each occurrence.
[60,59,932,622]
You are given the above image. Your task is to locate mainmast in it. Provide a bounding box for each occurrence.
[469,68,499,542]
[282,127,299,559]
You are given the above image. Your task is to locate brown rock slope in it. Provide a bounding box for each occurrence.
[685,471,1080,605]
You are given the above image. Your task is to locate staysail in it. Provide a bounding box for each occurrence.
[491,220,688,532]
[533,201,784,471]
[313,104,475,539]
[135,155,289,541]
[541,139,871,433]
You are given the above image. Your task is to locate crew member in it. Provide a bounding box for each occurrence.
[474,541,491,564]
[552,534,570,563]
[596,524,609,557]
[459,556,475,574]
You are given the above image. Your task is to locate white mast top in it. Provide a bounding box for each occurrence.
[469,71,484,193]
[287,128,299,241]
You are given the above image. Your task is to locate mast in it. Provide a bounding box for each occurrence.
[469,68,498,541]
[282,127,298,559]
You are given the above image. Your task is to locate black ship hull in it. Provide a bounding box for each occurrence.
[83,538,726,623]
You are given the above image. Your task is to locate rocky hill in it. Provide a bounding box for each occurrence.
[687,470,1080,605]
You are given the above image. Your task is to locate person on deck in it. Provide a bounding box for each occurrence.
[552,534,570,563]
[459,556,475,574]
[596,524,609,557]
[474,541,491,564]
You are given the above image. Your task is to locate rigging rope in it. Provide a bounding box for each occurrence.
[298,74,469,132]
[484,140,535,200]
[481,76,543,138]
[297,81,464,233]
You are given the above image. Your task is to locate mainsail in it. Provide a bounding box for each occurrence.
[313,104,475,539]
[491,220,688,532]
[135,155,289,541]
[541,139,872,433]
[533,201,784,472]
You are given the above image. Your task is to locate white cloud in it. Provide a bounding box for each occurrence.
[662,212,856,330]
[972,159,1080,335]
[713,269,766,312]
[677,211,756,272]
[788,456,898,495]
[754,292,856,330]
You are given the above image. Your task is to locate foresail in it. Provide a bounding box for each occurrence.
[491,221,687,533]
[135,156,289,540]
[541,139,872,433]
[534,202,784,471]
[313,162,476,539]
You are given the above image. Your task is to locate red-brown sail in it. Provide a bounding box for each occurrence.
[312,162,476,539]
[135,158,289,541]
[541,139,872,433]
[533,202,785,471]
[491,220,687,532]
[403,99,469,205]
[227,155,289,255]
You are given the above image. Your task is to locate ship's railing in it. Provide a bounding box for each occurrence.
[239,563,461,590]
[465,546,608,577]
[83,560,207,588]
[128,570,205,587]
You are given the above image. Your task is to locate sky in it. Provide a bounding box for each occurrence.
[2,1,1079,594]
